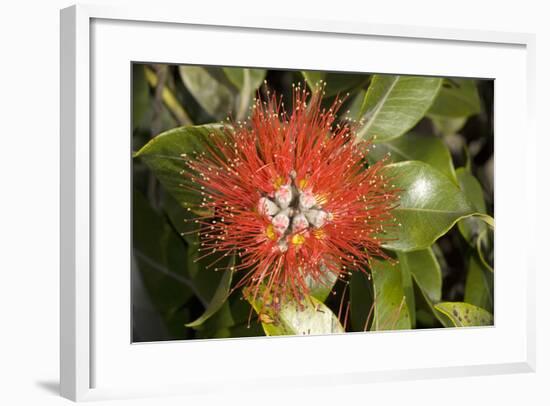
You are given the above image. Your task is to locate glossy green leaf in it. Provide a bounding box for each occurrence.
[464,254,493,312]
[434,302,493,327]
[186,259,234,327]
[135,124,223,212]
[349,271,374,332]
[179,66,234,119]
[368,133,457,184]
[302,71,369,97]
[428,79,481,118]
[382,161,476,251]
[370,258,411,331]
[456,167,488,246]
[398,248,442,304]
[247,292,344,336]
[356,75,442,142]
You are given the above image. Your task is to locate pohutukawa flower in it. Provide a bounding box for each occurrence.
[181,82,400,305]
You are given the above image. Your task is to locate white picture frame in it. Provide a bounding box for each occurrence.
[60,3,536,402]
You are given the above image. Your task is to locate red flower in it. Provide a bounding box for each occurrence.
[183,83,399,304]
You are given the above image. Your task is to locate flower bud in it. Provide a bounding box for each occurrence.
[299,190,316,210]
[292,213,309,232]
[272,212,290,235]
[258,197,279,216]
[274,184,293,209]
[304,209,328,228]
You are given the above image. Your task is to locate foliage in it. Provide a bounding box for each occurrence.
[132,64,494,341]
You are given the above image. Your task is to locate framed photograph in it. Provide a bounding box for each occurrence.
[60,4,536,402]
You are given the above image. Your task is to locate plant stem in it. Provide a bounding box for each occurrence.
[145,66,193,126]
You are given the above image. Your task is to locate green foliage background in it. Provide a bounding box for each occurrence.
[132,64,494,341]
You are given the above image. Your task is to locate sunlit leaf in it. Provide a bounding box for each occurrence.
[368,132,457,184]
[370,258,411,331]
[434,302,493,327]
[179,66,234,119]
[356,75,442,142]
[382,161,476,251]
[246,290,344,336]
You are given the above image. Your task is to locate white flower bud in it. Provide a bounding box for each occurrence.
[258,197,279,216]
[292,213,309,232]
[272,213,290,235]
[299,190,316,210]
[274,184,293,209]
[304,209,328,228]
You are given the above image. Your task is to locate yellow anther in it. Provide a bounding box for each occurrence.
[291,234,306,246]
[273,176,285,189]
[265,224,277,241]
[313,229,325,240]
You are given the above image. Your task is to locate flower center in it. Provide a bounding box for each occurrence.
[259,170,331,252]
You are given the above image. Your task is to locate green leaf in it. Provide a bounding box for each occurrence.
[398,248,442,304]
[132,189,196,338]
[349,271,374,332]
[247,292,344,336]
[223,68,266,121]
[396,253,416,328]
[477,228,494,272]
[305,264,339,303]
[302,71,369,97]
[356,75,442,142]
[223,67,266,90]
[382,161,476,251]
[464,254,493,312]
[346,89,367,118]
[159,187,234,308]
[186,259,235,328]
[135,124,224,212]
[179,66,234,119]
[195,301,235,338]
[431,116,468,136]
[370,258,411,331]
[428,79,481,118]
[456,167,488,245]
[434,302,493,327]
[397,248,449,328]
[367,132,457,184]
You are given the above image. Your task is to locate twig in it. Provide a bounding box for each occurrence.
[363,298,376,332]
[145,66,193,126]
